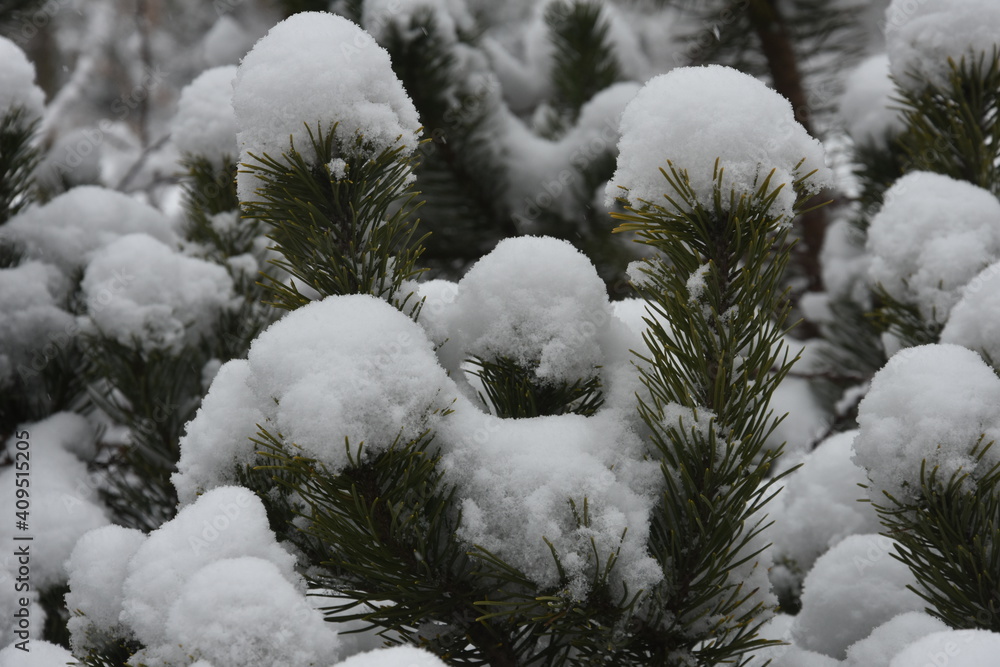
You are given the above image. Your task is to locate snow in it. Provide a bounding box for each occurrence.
[839,54,905,147]
[866,171,1000,325]
[889,629,1000,667]
[885,0,1000,92]
[65,525,147,652]
[607,65,832,221]
[119,486,299,648]
[844,612,949,667]
[0,414,109,590]
[171,65,239,166]
[1,186,179,274]
[0,36,45,122]
[0,639,74,666]
[80,233,239,355]
[440,401,662,600]
[941,260,1000,364]
[819,216,870,305]
[173,360,266,504]
[791,534,923,659]
[452,236,613,385]
[132,557,340,667]
[334,645,447,667]
[234,11,421,202]
[854,343,1000,505]
[178,295,456,488]
[0,261,74,390]
[770,431,881,592]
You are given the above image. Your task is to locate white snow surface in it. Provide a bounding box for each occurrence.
[439,399,662,600]
[176,295,456,497]
[0,36,45,122]
[866,171,1000,324]
[119,486,299,648]
[0,415,109,590]
[607,65,832,220]
[854,343,1000,505]
[132,557,340,667]
[171,65,239,166]
[889,629,1000,667]
[452,236,613,384]
[791,534,923,659]
[839,54,905,147]
[173,359,266,505]
[770,430,881,585]
[843,612,949,667]
[80,233,238,355]
[234,11,421,202]
[0,639,74,666]
[334,645,447,667]
[941,260,1000,364]
[0,260,74,389]
[885,0,1000,92]
[1,186,179,273]
[65,525,148,652]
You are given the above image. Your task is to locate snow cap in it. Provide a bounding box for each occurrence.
[234,11,421,202]
[607,65,831,221]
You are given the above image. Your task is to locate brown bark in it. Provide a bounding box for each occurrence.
[747,0,828,297]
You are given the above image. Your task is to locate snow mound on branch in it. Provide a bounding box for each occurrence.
[770,430,881,590]
[0,640,74,666]
[889,629,1000,666]
[120,486,299,648]
[132,557,340,667]
[791,534,922,659]
[0,260,74,388]
[441,402,661,599]
[607,65,831,220]
[885,0,1000,92]
[854,344,1000,505]
[80,234,238,355]
[452,236,614,384]
[173,360,266,505]
[844,612,949,667]
[1,186,179,273]
[866,171,1000,324]
[0,414,108,590]
[334,645,447,667]
[176,295,456,494]
[171,65,238,166]
[234,11,421,202]
[840,54,905,147]
[941,260,1000,363]
[65,525,147,652]
[0,36,45,122]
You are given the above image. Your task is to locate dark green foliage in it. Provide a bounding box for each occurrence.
[377,8,514,273]
[895,49,1000,193]
[0,0,46,29]
[82,337,208,530]
[254,429,543,666]
[873,439,1000,631]
[545,0,623,125]
[73,638,141,667]
[0,107,39,225]
[467,355,604,418]
[871,287,943,350]
[850,138,907,232]
[608,160,817,662]
[241,124,427,314]
[275,0,332,17]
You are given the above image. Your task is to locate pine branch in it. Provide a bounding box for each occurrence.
[467,355,604,419]
[0,106,40,225]
[241,123,427,315]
